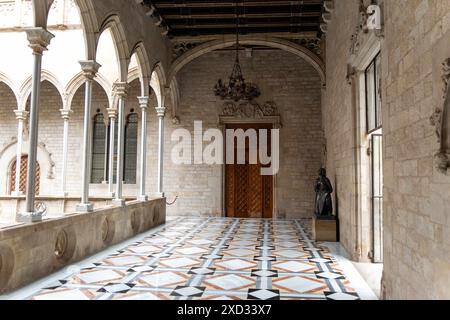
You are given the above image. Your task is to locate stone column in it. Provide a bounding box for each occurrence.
[60,109,72,196]
[112,82,128,206]
[13,110,29,196]
[107,107,117,197]
[156,105,166,197]
[18,28,54,223]
[76,60,101,213]
[138,96,149,201]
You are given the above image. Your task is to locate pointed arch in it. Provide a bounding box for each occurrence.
[150,62,167,109]
[32,0,98,60]
[0,72,19,107]
[65,71,113,111]
[18,70,65,111]
[97,14,130,83]
[129,41,152,97]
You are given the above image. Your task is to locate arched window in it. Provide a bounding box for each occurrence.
[106,119,118,183]
[10,156,40,195]
[91,111,107,183]
[124,112,138,184]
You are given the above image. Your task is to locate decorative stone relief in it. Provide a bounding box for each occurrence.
[293,38,323,56]
[38,142,56,179]
[320,0,335,34]
[54,230,68,259]
[350,0,370,56]
[432,58,450,174]
[172,42,203,60]
[221,101,278,119]
[0,137,18,159]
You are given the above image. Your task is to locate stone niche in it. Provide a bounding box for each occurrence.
[0,198,166,294]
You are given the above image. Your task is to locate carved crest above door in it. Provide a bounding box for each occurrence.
[220,100,278,118]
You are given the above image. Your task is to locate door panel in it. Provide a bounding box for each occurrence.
[225,123,273,218]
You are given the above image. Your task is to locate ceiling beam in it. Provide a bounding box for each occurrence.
[170,22,319,29]
[154,0,323,9]
[163,12,321,19]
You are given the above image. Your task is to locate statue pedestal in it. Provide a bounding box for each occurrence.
[312,214,338,242]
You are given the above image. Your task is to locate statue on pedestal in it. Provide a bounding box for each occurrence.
[314,168,334,217]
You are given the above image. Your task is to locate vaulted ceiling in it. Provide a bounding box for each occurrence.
[145,0,325,40]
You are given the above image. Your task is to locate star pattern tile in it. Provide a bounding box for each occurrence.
[22,218,365,301]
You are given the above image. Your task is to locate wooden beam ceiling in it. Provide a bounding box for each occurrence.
[145,0,324,38]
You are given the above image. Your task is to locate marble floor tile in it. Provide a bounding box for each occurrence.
[2,217,378,301]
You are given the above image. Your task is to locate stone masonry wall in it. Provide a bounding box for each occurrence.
[382,0,450,300]
[325,0,450,299]
[164,50,324,218]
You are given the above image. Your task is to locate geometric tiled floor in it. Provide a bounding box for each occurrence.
[3,217,376,300]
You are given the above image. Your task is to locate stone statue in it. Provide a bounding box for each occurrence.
[314,168,334,216]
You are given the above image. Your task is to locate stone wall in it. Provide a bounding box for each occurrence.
[382,0,450,300]
[323,0,361,259]
[164,49,324,218]
[324,0,450,300]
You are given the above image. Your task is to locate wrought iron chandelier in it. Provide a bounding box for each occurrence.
[214,1,261,102]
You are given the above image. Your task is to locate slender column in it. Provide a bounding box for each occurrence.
[156,106,166,197]
[13,110,29,196]
[60,109,72,196]
[107,107,117,196]
[113,83,128,206]
[138,96,149,201]
[18,28,54,223]
[76,60,101,213]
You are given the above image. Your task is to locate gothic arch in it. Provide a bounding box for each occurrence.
[0,72,19,107]
[129,42,152,97]
[65,71,113,111]
[33,0,98,60]
[0,72,19,101]
[168,36,326,86]
[97,14,130,83]
[150,62,167,109]
[18,70,65,111]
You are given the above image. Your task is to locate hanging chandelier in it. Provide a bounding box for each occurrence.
[214,1,261,102]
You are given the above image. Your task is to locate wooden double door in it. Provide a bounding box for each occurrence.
[225,123,273,218]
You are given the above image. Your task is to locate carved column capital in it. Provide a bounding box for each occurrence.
[79,60,101,80]
[138,96,150,109]
[25,27,54,55]
[14,110,29,121]
[155,106,166,118]
[106,107,118,119]
[59,109,73,120]
[113,82,129,98]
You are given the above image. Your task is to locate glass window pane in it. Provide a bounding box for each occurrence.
[124,113,138,184]
[91,113,106,183]
[375,54,382,128]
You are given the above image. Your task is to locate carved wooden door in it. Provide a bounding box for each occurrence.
[226,124,273,218]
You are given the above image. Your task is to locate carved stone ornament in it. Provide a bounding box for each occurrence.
[433,58,450,174]
[54,230,68,259]
[172,42,203,60]
[221,100,278,119]
[38,142,56,179]
[349,0,370,56]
